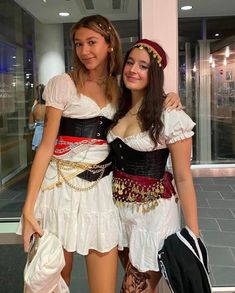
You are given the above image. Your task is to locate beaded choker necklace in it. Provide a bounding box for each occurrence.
[87,75,108,86]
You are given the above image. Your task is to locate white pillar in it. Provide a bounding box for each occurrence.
[141,1,177,292]
[198,40,211,162]
[35,20,65,85]
[141,0,178,93]
[185,42,193,116]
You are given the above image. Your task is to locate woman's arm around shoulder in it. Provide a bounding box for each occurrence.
[163,92,183,111]
[22,106,62,251]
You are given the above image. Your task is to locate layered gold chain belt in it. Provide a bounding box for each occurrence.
[50,156,111,191]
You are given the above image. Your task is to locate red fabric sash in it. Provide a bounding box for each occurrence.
[113,169,176,203]
[54,135,107,156]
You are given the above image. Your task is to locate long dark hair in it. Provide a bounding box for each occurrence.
[112,47,165,146]
[36,84,45,104]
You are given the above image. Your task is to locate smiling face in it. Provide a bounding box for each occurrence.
[123,48,150,95]
[74,27,111,73]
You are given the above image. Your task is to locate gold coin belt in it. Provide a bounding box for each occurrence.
[112,176,165,213]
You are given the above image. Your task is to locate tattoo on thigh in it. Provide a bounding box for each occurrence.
[120,262,151,293]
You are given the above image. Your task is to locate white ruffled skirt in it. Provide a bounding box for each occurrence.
[17,143,121,255]
[117,196,180,272]
[36,173,120,254]
[17,173,120,255]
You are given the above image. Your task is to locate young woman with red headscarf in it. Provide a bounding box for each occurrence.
[108,39,199,292]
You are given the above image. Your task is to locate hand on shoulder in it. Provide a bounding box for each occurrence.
[163,92,183,111]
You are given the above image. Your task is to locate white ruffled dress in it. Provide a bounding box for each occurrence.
[107,109,196,272]
[18,73,120,255]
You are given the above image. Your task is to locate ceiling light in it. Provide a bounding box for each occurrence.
[181,5,193,11]
[209,55,213,64]
[59,12,70,17]
[223,58,227,66]
[211,60,215,68]
[193,63,197,72]
[215,33,220,37]
[42,0,46,3]
[225,46,230,58]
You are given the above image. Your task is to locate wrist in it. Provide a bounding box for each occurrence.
[185,225,199,238]
[22,205,34,217]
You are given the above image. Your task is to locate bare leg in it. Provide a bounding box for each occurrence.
[119,248,129,269]
[61,249,74,286]
[85,246,118,293]
[120,260,161,293]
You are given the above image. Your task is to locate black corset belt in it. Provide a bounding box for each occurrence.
[110,138,169,179]
[77,152,113,182]
[58,116,113,140]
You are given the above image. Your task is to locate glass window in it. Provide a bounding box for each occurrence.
[179,16,235,164]
[0,2,34,219]
[179,9,235,290]
[0,0,139,221]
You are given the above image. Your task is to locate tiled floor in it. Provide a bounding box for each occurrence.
[0,244,26,292]
[193,174,235,286]
[0,169,235,291]
[0,244,123,293]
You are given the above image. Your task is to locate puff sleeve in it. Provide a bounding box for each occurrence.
[43,74,73,110]
[162,109,196,144]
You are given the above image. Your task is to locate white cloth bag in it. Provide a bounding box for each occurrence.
[24,229,70,293]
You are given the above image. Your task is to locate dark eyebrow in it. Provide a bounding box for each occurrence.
[128,57,149,65]
[139,60,149,64]
[74,36,98,42]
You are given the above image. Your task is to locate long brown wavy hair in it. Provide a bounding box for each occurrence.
[112,46,166,146]
[69,14,122,103]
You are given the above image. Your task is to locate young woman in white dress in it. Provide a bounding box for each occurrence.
[108,39,199,292]
[19,15,181,292]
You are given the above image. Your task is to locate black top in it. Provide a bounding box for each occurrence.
[109,138,169,179]
[158,227,212,293]
[58,116,112,140]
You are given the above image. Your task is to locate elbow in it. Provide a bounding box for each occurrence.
[174,170,193,185]
[37,141,55,158]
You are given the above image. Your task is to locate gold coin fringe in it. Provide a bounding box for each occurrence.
[134,43,163,67]
[112,177,164,213]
